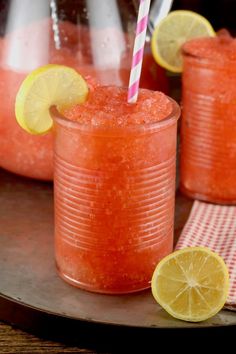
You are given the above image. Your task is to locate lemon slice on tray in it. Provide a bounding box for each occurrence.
[151,10,215,73]
[151,247,229,322]
[15,64,88,135]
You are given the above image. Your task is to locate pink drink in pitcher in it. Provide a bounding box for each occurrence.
[0,4,168,180]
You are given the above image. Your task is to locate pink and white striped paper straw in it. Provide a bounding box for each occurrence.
[128,0,151,104]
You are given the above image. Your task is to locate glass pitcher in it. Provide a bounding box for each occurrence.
[0,0,168,180]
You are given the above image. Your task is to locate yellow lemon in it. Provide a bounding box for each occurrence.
[15,64,88,134]
[151,247,229,322]
[151,10,215,73]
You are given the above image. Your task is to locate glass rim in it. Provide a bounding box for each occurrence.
[51,95,180,137]
[182,42,235,66]
[182,46,210,62]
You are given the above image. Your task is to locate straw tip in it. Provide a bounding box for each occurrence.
[128,94,138,104]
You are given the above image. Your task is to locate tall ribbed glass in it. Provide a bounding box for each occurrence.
[53,90,179,294]
[180,37,236,204]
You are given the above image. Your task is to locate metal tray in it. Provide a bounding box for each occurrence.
[0,168,235,348]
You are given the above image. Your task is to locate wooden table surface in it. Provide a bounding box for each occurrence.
[1,320,235,353]
[0,321,102,353]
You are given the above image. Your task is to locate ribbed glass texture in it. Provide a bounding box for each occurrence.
[181,51,236,204]
[54,100,179,294]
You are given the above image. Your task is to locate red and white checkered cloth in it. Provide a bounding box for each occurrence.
[176,200,236,310]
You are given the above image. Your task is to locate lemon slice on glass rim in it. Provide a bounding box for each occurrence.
[151,247,229,322]
[15,64,88,135]
[151,10,215,73]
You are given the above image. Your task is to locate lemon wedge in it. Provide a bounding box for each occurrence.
[151,10,215,73]
[151,247,229,322]
[15,64,88,135]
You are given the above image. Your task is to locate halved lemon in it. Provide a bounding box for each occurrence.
[151,247,229,322]
[15,64,88,135]
[151,10,215,73]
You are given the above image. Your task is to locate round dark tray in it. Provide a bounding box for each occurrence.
[0,168,235,349]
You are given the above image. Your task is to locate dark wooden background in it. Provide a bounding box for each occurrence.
[173,0,236,33]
